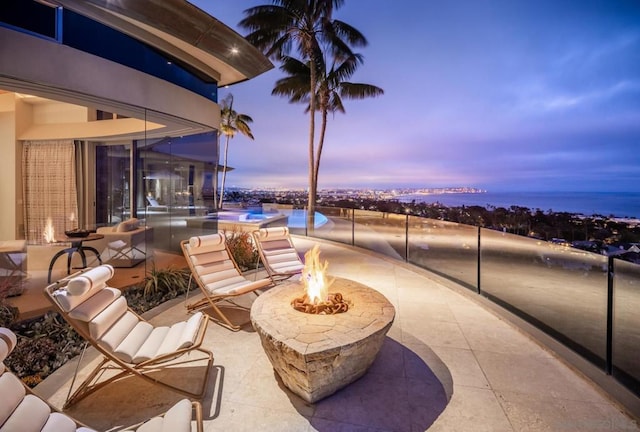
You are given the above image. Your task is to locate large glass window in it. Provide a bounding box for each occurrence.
[139,132,219,253]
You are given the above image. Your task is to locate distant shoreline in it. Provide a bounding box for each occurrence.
[395,191,640,219]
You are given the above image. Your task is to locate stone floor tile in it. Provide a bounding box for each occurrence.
[401,318,470,350]
[495,390,638,432]
[429,345,491,390]
[475,350,608,403]
[426,385,515,432]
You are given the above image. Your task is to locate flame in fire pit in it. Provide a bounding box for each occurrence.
[303,244,331,304]
[292,245,349,314]
[43,217,55,243]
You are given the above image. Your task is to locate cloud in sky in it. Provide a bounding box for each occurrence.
[195,0,640,192]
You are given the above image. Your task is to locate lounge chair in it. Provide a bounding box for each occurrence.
[252,227,304,283]
[0,326,203,432]
[181,233,273,331]
[44,265,213,408]
[146,197,168,212]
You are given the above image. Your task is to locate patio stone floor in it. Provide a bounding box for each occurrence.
[33,237,639,431]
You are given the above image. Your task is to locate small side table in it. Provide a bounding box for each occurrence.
[47,234,104,283]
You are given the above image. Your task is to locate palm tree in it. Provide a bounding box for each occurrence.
[273,54,384,192]
[218,93,254,209]
[240,0,367,231]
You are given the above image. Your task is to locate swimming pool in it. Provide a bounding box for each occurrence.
[282,209,328,229]
[212,209,327,229]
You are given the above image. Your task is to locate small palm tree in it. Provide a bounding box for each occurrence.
[218,93,254,209]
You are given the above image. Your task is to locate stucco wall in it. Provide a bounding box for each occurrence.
[0,27,220,129]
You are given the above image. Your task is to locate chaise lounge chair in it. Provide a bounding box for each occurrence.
[0,326,203,432]
[181,233,273,331]
[252,227,304,283]
[44,265,213,408]
[146,197,168,212]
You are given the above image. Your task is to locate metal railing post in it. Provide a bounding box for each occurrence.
[477,226,481,294]
[606,256,614,375]
[351,208,355,246]
[405,214,409,262]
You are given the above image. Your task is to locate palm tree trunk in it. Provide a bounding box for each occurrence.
[314,109,329,193]
[218,135,231,209]
[307,62,317,233]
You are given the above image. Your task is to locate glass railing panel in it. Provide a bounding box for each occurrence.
[352,210,407,260]
[480,228,608,367]
[311,206,353,245]
[612,258,640,393]
[407,217,478,290]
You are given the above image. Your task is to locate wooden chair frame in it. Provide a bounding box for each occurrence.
[252,227,305,283]
[181,235,273,332]
[45,270,213,409]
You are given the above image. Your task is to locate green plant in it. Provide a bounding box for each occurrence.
[5,312,84,385]
[0,278,19,327]
[223,228,258,271]
[143,265,190,298]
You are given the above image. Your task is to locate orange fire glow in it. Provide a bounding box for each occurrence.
[302,245,332,304]
[43,217,55,243]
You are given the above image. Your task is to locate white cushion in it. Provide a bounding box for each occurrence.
[158,398,192,432]
[0,372,26,426]
[114,321,153,363]
[188,233,226,253]
[134,416,163,432]
[155,322,186,357]
[200,269,241,285]
[89,296,128,339]
[189,250,229,267]
[255,226,290,240]
[1,394,50,431]
[97,311,138,352]
[0,328,17,354]
[132,326,170,363]
[41,412,78,432]
[67,265,114,296]
[205,278,271,296]
[68,288,121,322]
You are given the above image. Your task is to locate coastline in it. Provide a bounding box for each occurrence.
[396,191,640,219]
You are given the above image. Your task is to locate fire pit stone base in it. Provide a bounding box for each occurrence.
[250,278,395,403]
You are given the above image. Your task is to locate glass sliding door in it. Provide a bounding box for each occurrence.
[95,143,132,226]
[140,131,219,253]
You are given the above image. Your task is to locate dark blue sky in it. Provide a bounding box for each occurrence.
[194,0,640,192]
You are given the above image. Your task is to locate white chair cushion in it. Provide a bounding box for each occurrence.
[114,321,154,363]
[255,226,290,240]
[158,398,192,432]
[188,250,229,267]
[0,372,26,426]
[68,288,121,322]
[89,296,128,339]
[188,234,226,253]
[131,326,170,364]
[200,269,241,286]
[41,412,78,432]
[154,313,201,358]
[66,265,114,296]
[0,328,17,354]
[132,416,163,432]
[97,311,139,352]
[205,278,271,296]
[0,394,50,432]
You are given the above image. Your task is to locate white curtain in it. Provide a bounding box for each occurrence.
[23,140,78,244]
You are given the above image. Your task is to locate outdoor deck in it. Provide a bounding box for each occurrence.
[30,237,638,431]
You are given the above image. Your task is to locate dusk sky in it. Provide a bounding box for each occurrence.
[193,0,640,192]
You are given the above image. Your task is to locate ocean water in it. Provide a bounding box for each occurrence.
[396,191,640,218]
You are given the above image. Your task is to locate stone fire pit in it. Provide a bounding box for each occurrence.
[250,277,395,403]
